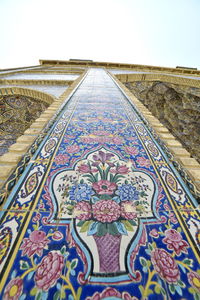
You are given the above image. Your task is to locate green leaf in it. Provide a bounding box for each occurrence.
[77,287,82,300]
[30,287,38,296]
[53,291,60,300]
[182,258,193,267]
[152,242,156,249]
[60,245,66,255]
[70,258,78,269]
[147,289,153,296]
[148,243,154,252]
[61,289,66,299]
[177,227,182,232]
[154,285,161,294]
[107,223,119,235]
[33,224,38,230]
[169,283,175,294]
[194,293,200,300]
[189,287,196,294]
[128,220,137,226]
[20,260,29,270]
[96,223,107,236]
[139,257,147,267]
[36,291,42,300]
[77,220,85,227]
[197,269,200,275]
[67,205,74,211]
[160,287,167,296]
[121,220,134,231]
[139,285,144,296]
[147,260,151,267]
[80,179,84,184]
[177,279,185,288]
[80,221,92,233]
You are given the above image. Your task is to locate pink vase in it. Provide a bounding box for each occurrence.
[94,233,122,273]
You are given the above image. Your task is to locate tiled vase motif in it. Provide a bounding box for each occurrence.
[0,69,199,300]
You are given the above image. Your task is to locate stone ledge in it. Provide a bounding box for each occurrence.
[16,135,36,144]
[8,143,30,153]
[0,165,15,180]
[0,153,22,165]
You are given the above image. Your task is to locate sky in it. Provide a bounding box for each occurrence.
[0,0,200,69]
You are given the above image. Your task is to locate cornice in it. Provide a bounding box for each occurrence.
[39,59,200,76]
[116,73,200,88]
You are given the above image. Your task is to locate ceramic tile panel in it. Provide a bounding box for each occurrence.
[0,68,199,300]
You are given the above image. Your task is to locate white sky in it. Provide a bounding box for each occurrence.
[0,0,200,69]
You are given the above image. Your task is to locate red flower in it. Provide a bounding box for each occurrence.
[20,230,50,257]
[93,200,120,223]
[92,180,117,195]
[52,231,63,241]
[86,287,137,300]
[66,145,80,153]
[136,156,151,168]
[149,229,159,238]
[162,229,189,256]
[74,201,92,220]
[111,165,129,174]
[35,251,64,291]
[54,154,69,165]
[77,164,91,173]
[187,271,200,293]
[125,146,139,156]
[3,277,23,300]
[121,201,137,219]
[151,248,180,284]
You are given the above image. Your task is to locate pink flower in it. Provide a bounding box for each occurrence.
[150,229,159,238]
[77,164,91,173]
[54,154,69,165]
[187,271,200,293]
[35,251,64,291]
[125,146,139,156]
[3,277,23,300]
[92,150,114,166]
[66,145,80,153]
[136,156,151,168]
[93,200,120,223]
[74,201,92,220]
[151,248,180,284]
[77,164,98,173]
[92,180,117,195]
[111,165,129,174]
[162,229,189,256]
[121,201,137,219]
[20,230,50,257]
[52,231,63,241]
[86,287,137,300]
[112,136,123,144]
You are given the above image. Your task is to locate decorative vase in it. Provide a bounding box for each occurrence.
[94,233,122,273]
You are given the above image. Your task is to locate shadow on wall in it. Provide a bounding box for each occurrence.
[0,93,49,156]
[125,81,200,163]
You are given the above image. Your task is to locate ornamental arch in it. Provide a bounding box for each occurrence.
[0,87,55,156]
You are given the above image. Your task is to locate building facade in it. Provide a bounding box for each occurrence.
[0,60,200,299]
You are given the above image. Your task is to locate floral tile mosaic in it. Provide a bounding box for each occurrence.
[0,69,199,299]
